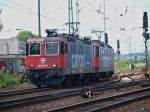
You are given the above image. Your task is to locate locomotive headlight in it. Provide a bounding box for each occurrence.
[51,64,57,69]
[52,64,57,67]
[30,64,34,68]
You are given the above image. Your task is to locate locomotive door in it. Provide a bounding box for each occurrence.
[93,46,100,72]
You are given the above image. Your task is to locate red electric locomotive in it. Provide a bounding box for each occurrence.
[25,29,114,87]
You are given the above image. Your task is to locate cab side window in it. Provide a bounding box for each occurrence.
[96,46,99,56]
[60,42,64,54]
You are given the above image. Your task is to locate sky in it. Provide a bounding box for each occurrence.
[0,0,150,54]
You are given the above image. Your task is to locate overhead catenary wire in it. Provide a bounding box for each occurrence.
[5,0,28,12]
[0,1,62,23]
[1,0,143,27]
[0,0,146,41]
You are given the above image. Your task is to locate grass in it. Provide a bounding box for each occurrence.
[114,59,143,72]
[115,59,130,72]
[0,71,21,88]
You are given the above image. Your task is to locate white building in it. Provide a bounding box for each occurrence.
[0,37,26,74]
[0,37,26,55]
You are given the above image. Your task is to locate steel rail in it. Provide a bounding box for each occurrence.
[0,87,52,99]
[0,79,149,111]
[0,71,128,99]
[46,87,150,112]
[0,77,119,99]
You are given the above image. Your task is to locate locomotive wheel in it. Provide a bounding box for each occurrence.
[50,76,65,87]
[37,84,42,88]
[36,82,49,88]
[35,77,65,88]
[83,75,91,84]
[63,80,70,87]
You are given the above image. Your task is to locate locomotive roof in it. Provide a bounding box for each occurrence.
[27,35,91,44]
[92,40,113,49]
[27,38,45,42]
[27,36,67,42]
[27,36,113,49]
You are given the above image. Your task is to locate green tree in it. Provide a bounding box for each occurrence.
[16,31,37,41]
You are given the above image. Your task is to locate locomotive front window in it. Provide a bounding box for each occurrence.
[29,43,40,55]
[46,42,59,55]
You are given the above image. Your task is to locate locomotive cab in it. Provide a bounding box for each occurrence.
[26,39,67,69]
[25,37,68,87]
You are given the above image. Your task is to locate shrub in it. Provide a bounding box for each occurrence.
[0,71,21,88]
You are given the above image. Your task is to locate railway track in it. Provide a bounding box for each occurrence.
[0,74,121,100]
[0,78,149,111]
[46,87,150,112]
[0,81,114,101]
[0,79,117,110]
[118,72,141,79]
[0,72,138,99]
[0,87,53,99]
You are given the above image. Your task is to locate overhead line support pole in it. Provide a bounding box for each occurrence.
[104,0,106,34]
[38,0,41,37]
[68,0,71,35]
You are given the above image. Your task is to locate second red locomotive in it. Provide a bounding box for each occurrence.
[25,30,114,87]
